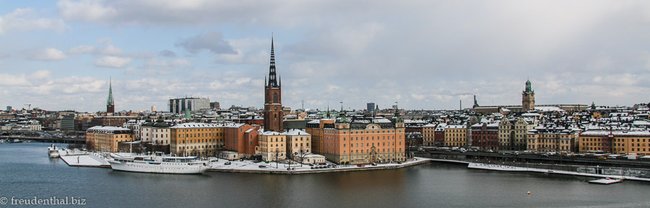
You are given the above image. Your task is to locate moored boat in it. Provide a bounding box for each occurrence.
[48,145,61,158]
[108,153,210,174]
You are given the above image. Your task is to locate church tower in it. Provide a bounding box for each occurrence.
[522,79,535,112]
[263,37,283,132]
[107,78,115,114]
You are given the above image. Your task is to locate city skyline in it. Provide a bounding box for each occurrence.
[2,1,650,112]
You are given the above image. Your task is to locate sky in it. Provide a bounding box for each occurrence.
[1,0,650,112]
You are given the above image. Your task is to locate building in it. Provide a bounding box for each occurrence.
[471,123,499,150]
[306,117,406,165]
[60,114,76,132]
[140,122,171,145]
[169,123,224,157]
[85,126,133,152]
[522,79,535,112]
[422,123,436,146]
[579,130,650,155]
[263,38,284,132]
[258,131,286,161]
[223,123,260,158]
[367,103,376,113]
[498,118,529,151]
[210,101,220,110]
[107,79,115,114]
[169,97,211,114]
[91,116,137,127]
[444,125,467,147]
[285,129,311,159]
[473,79,587,114]
[122,120,144,140]
[527,126,578,153]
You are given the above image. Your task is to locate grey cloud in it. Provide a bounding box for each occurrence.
[159,50,176,57]
[176,32,236,55]
[6,0,646,110]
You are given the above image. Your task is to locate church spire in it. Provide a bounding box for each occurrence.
[106,77,115,113]
[107,78,114,106]
[267,36,278,87]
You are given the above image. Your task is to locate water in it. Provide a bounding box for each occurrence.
[1,143,649,208]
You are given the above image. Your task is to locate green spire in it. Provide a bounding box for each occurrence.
[107,78,114,105]
[525,79,533,93]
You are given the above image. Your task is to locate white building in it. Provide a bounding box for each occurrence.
[140,123,171,145]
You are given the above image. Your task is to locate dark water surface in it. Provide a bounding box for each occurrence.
[1,143,649,208]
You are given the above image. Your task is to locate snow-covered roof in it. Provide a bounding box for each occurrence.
[87,126,130,131]
[581,130,650,137]
[423,123,437,127]
[285,129,309,136]
[171,122,223,129]
[535,106,564,112]
[261,131,284,136]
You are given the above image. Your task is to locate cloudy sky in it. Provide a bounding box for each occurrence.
[1,0,650,112]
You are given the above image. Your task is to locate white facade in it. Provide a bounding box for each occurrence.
[140,125,171,145]
[123,120,145,140]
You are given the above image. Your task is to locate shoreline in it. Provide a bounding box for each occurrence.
[427,158,650,183]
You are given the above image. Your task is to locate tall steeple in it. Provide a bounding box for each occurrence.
[267,37,278,87]
[263,36,283,132]
[522,79,535,112]
[106,78,115,113]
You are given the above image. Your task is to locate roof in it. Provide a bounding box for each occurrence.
[171,122,223,129]
[580,130,650,137]
[87,126,130,131]
[261,131,284,136]
[285,129,309,136]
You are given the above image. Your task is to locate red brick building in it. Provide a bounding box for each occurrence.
[224,124,261,158]
[471,123,499,151]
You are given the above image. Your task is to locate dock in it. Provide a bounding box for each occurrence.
[589,178,624,185]
[60,152,110,168]
[208,157,432,175]
[466,162,650,183]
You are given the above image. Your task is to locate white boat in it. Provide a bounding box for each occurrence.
[48,145,61,158]
[108,153,210,174]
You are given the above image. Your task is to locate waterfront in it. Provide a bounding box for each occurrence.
[2,143,650,208]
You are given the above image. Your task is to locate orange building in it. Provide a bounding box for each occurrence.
[223,123,260,158]
[306,118,406,165]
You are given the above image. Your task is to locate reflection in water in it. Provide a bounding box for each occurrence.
[1,143,650,208]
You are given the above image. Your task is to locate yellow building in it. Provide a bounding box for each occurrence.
[579,130,650,155]
[258,131,287,161]
[499,118,530,150]
[444,125,466,147]
[527,127,578,153]
[86,126,133,152]
[422,123,436,146]
[285,129,311,159]
[169,123,225,157]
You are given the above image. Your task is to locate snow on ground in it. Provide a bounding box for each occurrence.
[208,157,431,173]
[60,153,110,167]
